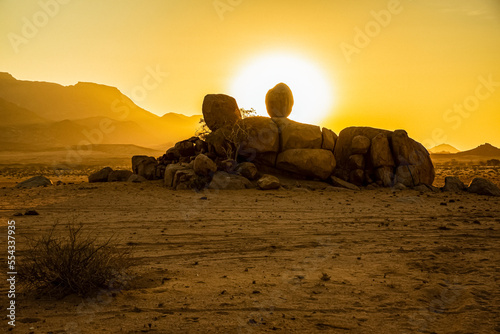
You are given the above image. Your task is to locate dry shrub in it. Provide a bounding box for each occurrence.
[19,223,131,297]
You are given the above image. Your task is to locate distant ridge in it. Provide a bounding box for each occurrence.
[429,144,460,154]
[0,72,201,150]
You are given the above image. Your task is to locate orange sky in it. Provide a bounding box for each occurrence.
[1,0,500,150]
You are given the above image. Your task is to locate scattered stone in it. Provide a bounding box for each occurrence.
[413,184,431,192]
[127,174,147,183]
[265,82,294,118]
[88,167,113,183]
[351,135,371,154]
[442,176,466,192]
[15,175,53,188]
[193,154,217,176]
[13,212,23,216]
[467,178,500,196]
[257,174,281,190]
[24,209,39,216]
[208,171,253,190]
[330,176,360,191]
[55,180,65,186]
[202,94,241,131]
[276,149,336,180]
[108,170,133,182]
[236,162,258,180]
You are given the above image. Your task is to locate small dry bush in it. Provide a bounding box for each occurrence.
[19,223,131,297]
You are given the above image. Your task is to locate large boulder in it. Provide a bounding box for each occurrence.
[239,116,280,155]
[108,170,133,182]
[88,167,113,183]
[132,155,158,180]
[394,165,419,187]
[322,127,337,151]
[265,83,294,118]
[442,176,466,192]
[391,130,434,186]
[467,178,500,196]
[276,149,336,180]
[202,94,241,131]
[257,174,281,190]
[272,118,322,151]
[370,133,394,168]
[193,154,217,176]
[208,171,253,190]
[16,175,53,188]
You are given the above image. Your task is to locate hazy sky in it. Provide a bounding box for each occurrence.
[1,0,500,149]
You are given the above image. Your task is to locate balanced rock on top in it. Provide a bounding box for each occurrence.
[202,94,241,131]
[265,83,294,118]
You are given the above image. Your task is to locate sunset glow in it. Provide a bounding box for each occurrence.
[230,53,335,124]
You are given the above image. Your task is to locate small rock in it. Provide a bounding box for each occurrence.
[236,162,258,180]
[351,135,371,154]
[257,174,281,190]
[193,154,217,176]
[330,176,360,191]
[24,209,39,216]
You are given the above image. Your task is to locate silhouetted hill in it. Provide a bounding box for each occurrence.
[429,144,460,154]
[0,73,201,150]
[456,143,500,157]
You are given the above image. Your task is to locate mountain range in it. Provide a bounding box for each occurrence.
[0,72,201,152]
[429,144,460,154]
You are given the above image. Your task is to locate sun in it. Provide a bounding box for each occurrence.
[230,52,335,125]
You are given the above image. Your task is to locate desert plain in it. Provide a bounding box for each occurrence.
[0,160,499,334]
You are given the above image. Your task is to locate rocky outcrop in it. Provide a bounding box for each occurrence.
[467,178,500,196]
[265,83,294,118]
[202,94,241,131]
[334,127,434,187]
[276,149,336,180]
[16,175,53,188]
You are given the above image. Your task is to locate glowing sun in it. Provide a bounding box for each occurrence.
[230,53,335,125]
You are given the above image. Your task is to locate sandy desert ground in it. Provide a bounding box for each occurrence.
[1,165,499,334]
